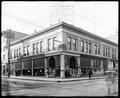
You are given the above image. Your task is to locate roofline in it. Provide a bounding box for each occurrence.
[10,22,118,47]
[62,22,118,47]
[10,22,63,46]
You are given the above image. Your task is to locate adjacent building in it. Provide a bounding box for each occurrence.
[5,22,118,78]
[1,30,29,75]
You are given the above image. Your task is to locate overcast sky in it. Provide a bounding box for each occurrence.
[2,1,118,38]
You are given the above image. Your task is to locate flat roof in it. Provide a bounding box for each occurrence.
[10,22,118,47]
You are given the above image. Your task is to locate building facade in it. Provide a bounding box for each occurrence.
[8,22,118,78]
[1,30,29,75]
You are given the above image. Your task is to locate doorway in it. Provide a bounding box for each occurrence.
[48,56,55,77]
[69,56,77,77]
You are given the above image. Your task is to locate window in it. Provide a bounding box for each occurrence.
[3,46,5,52]
[89,43,92,54]
[85,42,88,53]
[106,48,107,57]
[19,48,21,56]
[36,42,39,54]
[98,45,100,55]
[27,45,30,55]
[48,38,52,51]
[23,46,26,56]
[53,37,57,50]
[67,37,72,50]
[16,49,18,58]
[95,44,97,54]
[73,38,76,51]
[3,54,5,60]
[112,49,116,59]
[10,51,12,59]
[108,48,110,57]
[40,41,43,53]
[33,43,35,54]
[103,47,105,56]
[81,41,84,52]
[14,50,15,58]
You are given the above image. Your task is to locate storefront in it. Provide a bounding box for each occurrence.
[33,58,45,76]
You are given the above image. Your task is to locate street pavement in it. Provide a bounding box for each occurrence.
[2,77,118,96]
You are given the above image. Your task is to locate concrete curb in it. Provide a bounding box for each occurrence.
[2,76,106,82]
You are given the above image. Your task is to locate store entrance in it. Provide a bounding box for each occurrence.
[69,56,77,77]
[48,56,55,77]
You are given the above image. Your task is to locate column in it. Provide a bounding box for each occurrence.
[77,56,81,77]
[91,59,94,75]
[101,60,104,75]
[60,54,65,78]
[44,57,48,77]
[21,62,24,76]
[31,59,33,76]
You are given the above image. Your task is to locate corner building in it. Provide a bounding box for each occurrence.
[10,22,118,78]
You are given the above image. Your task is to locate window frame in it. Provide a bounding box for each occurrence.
[53,37,57,50]
[32,43,36,54]
[40,41,43,53]
[81,40,84,53]
[73,38,77,51]
[67,36,72,50]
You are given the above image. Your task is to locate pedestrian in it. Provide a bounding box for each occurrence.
[88,68,92,79]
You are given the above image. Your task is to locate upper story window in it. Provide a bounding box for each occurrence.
[48,38,52,51]
[16,49,18,58]
[98,45,100,55]
[73,38,77,51]
[23,46,26,56]
[112,49,116,59]
[103,47,105,56]
[108,48,110,57]
[81,41,84,52]
[19,48,21,56]
[10,50,12,59]
[36,42,39,54]
[3,54,5,61]
[27,45,30,55]
[3,46,5,52]
[33,43,36,54]
[53,37,57,50]
[40,41,43,53]
[106,48,107,57]
[14,50,15,58]
[67,37,72,50]
[94,44,97,54]
[85,42,88,53]
[89,43,92,54]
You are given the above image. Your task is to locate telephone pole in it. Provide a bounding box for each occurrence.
[7,29,10,78]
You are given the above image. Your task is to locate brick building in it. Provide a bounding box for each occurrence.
[1,30,29,75]
[7,22,118,78]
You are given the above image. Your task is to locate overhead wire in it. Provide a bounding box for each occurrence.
[2,12,45,28]
[73,7,116,32]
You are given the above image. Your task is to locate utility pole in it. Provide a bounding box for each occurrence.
[7,29,10,78]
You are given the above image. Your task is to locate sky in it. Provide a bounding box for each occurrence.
[1,1,118,38]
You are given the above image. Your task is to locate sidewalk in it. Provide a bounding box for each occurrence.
[2,75,106,82]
